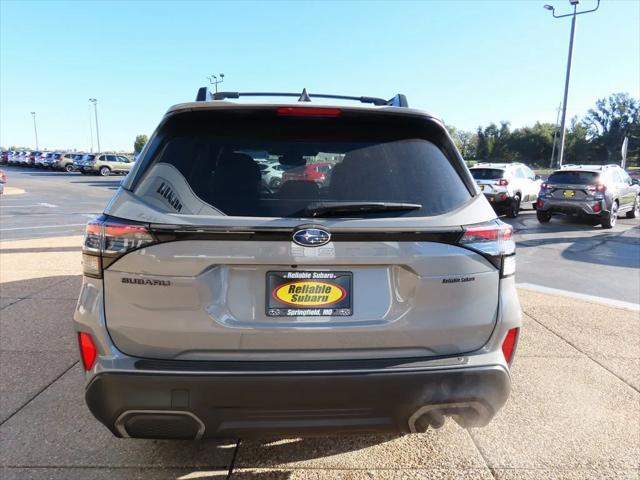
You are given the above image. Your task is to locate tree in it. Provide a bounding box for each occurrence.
[134,134,149,154]
[583,93,639,163]
[508,122,555,167]
[445,126,478,160]
[476,122,513,161]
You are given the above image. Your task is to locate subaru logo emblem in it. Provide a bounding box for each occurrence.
[292,228,331,247]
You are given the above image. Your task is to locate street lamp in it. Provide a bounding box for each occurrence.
[89,98,101,152]
[544,0,600,168]
[207,73,225,93]
[30,112,39,150]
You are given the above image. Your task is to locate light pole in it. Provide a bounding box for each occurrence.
[544,0,600,167]
[30,112,39,150]
[550,102,562,168]
[88,103,94,153]
[207,73,225,93]
[89,98,101,152]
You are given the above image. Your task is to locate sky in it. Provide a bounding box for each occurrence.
[1,0,638,152]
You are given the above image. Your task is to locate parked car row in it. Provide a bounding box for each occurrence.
[470,163,639,228]
[1,150,135,176]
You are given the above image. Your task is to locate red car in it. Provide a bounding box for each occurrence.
[282,162,333,184]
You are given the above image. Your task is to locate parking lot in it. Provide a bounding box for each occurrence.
[0,167,638,479]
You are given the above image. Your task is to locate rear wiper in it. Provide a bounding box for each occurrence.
[304,201,422,217]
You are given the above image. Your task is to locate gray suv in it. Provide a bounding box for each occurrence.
[536,165,640,228]
[74,89,522,440]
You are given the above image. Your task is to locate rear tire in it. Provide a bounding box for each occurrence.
[537,211,551,223]
[506,195,520,218]
[99,166,111,177]
[626,196,639,219]
[601,201,618,229]
[64,164,74,173]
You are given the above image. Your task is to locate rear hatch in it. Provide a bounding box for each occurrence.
[470,168,505,194]
[97,106,503,361]
[545,170,600,200]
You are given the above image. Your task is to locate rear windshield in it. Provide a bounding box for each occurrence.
[470,168,504,180]
[547,171,599,185]
[132,111,472,218]
[54,153,61,159]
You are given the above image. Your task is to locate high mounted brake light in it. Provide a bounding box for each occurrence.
[459,220,515,277]
[82,217,156,278]
[276,107,342,117]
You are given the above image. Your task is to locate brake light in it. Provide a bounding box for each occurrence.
[540,183,548,189]
[78,332,97,370]
[82,217,156,277]
[459,220,515,276]
[501,328,519,364]
[276,107,342,117]
[495,179,509,186]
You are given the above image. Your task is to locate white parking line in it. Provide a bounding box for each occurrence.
[0,223,87,231]
[517,282,640,312]
[0,203,58,208]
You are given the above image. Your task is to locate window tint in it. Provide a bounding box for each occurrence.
[470,168,504,180]
[547,171,599,185]
[105,155,117,162]
[133,115,471,218]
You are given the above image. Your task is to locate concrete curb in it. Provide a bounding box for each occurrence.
[517,282,640,312]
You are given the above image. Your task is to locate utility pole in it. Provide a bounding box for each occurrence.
[30,112,39,150]
[544,0,600,167]
[89,98,101,152]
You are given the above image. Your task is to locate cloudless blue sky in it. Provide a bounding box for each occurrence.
[1,0,638,151]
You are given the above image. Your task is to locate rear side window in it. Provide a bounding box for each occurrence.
[470,168,504,180]
[547,171,599,185]
[132,111,472,218]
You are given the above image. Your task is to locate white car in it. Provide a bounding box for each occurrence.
[255,161,285,188]
[469,163,542,218]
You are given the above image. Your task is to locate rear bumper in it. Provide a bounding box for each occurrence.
[537,198,605,216]
[85,365,510,439]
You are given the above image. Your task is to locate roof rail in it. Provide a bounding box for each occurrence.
[195,87,409,107]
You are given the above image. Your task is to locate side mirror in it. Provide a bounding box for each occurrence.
[632,178,639,186]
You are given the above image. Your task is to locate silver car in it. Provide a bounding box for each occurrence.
[74,89,522,440]
[536,164,640,228]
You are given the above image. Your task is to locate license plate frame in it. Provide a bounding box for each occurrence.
[563,190,576,198]
[266,271,353,317]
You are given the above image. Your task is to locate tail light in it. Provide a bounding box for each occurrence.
[587,183,607,194]
[78,332,97,370]
[501,328,519,365]
[459,220,515,277]
[495,179,509,186]
[82,216,156,278]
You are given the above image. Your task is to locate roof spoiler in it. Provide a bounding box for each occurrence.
[195,87,408,108]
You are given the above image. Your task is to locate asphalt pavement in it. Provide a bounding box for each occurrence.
[1,166,639,304]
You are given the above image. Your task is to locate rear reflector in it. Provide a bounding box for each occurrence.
[501,328,519,364]
[276,107,342,117]
[78,332,97,370]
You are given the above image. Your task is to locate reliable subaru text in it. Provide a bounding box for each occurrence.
[74,88,522,440]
